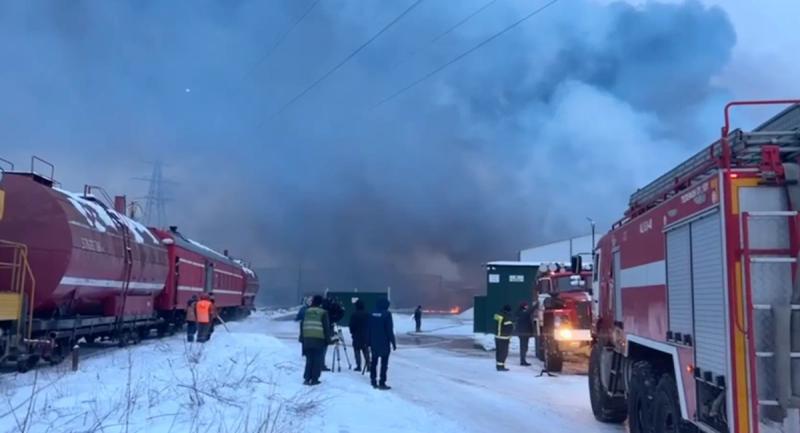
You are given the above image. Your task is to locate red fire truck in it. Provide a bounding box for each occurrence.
[534,262,593,372]
[589,100,800,433]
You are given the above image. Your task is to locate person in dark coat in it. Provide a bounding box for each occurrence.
[185,295,198,342]
[493,304,514,371]
[299,295,332,385]
[515,302,534,366]
[295,297,311,322]
[348,299,371,372]
[413,305,422,333]
[368,298,396,390]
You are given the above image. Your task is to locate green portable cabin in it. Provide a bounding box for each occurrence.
[473,295,488,333]
[482,261,539,333]
[325,290,389,325]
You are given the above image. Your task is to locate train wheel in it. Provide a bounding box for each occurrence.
[589,344,627,423]
[17,355,39,373]
[46,341,67,366]
[628,360,658,433]
[118,331,130,347]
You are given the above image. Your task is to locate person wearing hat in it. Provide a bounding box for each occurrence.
[299,295,332,385]
[493,304,514,371]
[186,295,199,342]
[515,302,534,366]
[195,294,214,343]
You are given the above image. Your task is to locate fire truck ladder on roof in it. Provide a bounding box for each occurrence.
[628,121,800,218]
[741,210,800,423]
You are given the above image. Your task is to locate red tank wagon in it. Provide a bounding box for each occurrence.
[0,160,259,371]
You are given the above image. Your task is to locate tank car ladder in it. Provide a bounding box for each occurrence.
[0,240,36,361]
[107,210,134,342]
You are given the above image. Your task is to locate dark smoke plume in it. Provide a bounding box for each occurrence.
[0,1,736,307]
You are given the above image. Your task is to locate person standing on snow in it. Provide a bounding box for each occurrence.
[493,304,514,371]
[369,298,397,390]
[348,299,371,372]
[515,302,534,366]
[299,295,332,386]
[195,294,214,343]
[413,305,423,333]
[186,295,198,342]
[295,296,311,322]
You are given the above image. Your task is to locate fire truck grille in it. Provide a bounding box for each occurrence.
[576,301,592,329]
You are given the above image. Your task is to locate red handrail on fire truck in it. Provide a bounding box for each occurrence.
[589,100,800,433]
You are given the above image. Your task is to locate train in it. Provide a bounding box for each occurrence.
[0,159,259,371]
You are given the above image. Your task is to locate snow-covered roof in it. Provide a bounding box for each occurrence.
[519,234,595,263]
[187,238,229,260]
[233,258,257,278]
[486,261,542,267]
[55,187,159,245]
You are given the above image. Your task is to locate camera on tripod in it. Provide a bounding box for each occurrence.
[329,324,351,372]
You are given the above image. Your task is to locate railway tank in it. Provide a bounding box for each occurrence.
[0,171,169,318]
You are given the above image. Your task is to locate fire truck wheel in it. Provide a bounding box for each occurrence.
[628,360,658,433]
[535,336,544,361]
[589,344,627,423]
[653,373,696,433]
[544,337,563,372]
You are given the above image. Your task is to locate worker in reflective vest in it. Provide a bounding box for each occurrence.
[299,295,331,385]
[494,304,514,371]
[196,294,214,343]
[186,295,198,342]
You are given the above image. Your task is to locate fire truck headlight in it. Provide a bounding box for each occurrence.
[557,328,573,340]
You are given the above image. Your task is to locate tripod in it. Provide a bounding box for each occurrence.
[330,327,352,372]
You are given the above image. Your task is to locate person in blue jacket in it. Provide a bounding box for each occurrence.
[368,298,396,390]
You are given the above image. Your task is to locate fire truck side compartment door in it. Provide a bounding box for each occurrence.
[691,210,728,379]
[666,224,693,337]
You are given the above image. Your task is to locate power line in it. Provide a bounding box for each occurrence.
[266,0,426,121]
[391,0,499,70]
[374,0,560,108]
[247,0,321,77]
[430,0,499,45]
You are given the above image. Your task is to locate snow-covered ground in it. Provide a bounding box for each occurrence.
[0,312,623,433]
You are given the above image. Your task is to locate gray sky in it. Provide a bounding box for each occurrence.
[1,0,797,305]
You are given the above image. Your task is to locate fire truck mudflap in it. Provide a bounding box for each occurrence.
[588,100,800,433]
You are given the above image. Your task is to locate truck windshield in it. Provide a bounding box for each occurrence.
[553,276,591,293]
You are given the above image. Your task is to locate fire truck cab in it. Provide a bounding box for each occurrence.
[534,261,593,372]
[589,101,800,433]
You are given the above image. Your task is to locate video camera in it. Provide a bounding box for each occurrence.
[322,297,345,325]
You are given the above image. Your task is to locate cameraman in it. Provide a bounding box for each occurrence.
[322,296,345,371]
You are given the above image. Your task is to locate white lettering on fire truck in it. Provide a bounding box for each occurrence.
[680,182,709,204]
[639,218,653,234]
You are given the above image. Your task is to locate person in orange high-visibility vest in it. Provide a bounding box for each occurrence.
[196,294,214,343]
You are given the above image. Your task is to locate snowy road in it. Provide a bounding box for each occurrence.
[0,312,625,433]
[266,312,624,433]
